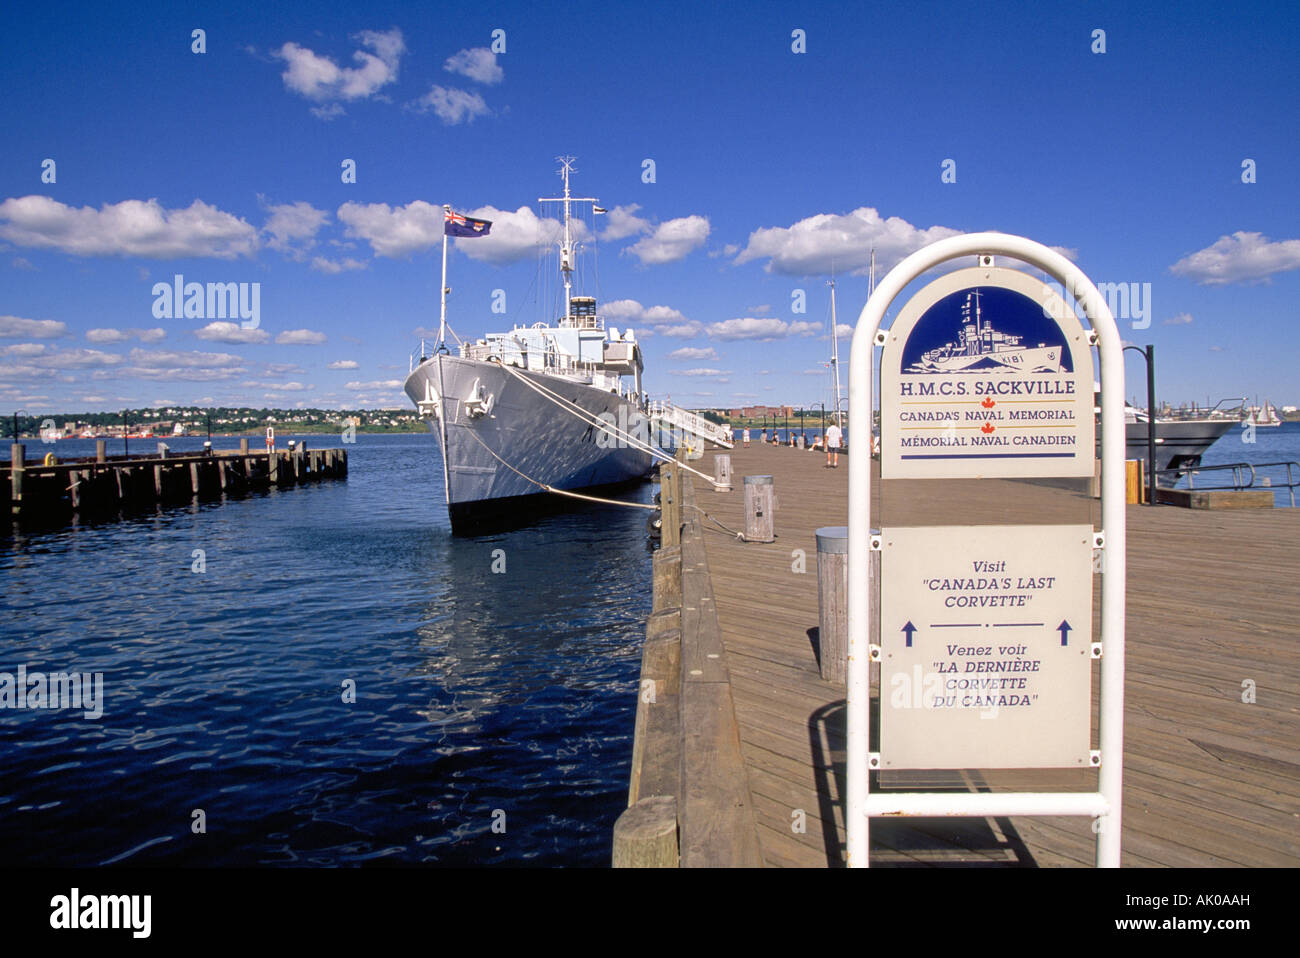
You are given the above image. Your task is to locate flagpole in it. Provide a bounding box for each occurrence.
[438,205,451,349]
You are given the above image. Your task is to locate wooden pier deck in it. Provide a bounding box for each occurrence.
[6,440,348,526]
[621,441,1300,867]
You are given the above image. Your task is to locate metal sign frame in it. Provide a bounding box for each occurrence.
[847,233,1126,867]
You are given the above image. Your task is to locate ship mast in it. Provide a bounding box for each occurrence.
[539,156,599,324]
[829,278,843,429]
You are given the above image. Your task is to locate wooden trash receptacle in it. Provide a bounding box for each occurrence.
[743,474,775,542]
[714,454,732,492]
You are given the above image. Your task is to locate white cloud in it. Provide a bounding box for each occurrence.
[194,321,271,344]
[626,215,710,265]
[707,317,821,341]
[1162,312,1194,326]
[0,364,42,380]
[275,29,405,108]
[263,200,329,256]
[444,48,503,85]
[733,207,961,276]
[600,204,652,242]
[86,327,166,344]
[129,348,243,368]
[668,346,718,361]
[1170,231,1300,285]
[658,322,704,338]
[337,200,442,257]
[599,299,689,326]
[276,329,327,345]
[311,256,367,273]
[0,343,47,357]
[412,86,489,124]
[242,380,309,392]
[0,196,258,259]
[327,360,360,370]
[0,314,67,338]
[345,379,402,390]
[115,366,246,382]
[670,368,730,377]
[458,206,583,264]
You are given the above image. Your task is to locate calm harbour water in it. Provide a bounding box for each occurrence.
[0,433,653,866]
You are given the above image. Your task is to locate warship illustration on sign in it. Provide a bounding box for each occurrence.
[908,290,1064,374]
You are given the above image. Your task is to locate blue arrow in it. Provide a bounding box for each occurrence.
[902,621,917,647]
[1058,620,1072,646]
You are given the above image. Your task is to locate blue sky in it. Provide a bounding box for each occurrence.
[2,0,1298,415]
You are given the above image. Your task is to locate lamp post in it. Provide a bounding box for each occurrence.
[1123,345,1157,505]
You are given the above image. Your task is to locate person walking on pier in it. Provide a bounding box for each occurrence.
[743,428,751,447]
[825,422,842,468]
[760,429,767,444]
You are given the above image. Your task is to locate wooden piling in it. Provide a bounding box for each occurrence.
[814,526,856,684]
[743,474,775,542]
[612,796,679,868]
[96,440,106,463]
[10,444,23,516]
[714,453,732,492]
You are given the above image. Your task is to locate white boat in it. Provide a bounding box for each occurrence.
[404,159,666,532]
[1246,400,1282,428]
[1122,404,1235,483]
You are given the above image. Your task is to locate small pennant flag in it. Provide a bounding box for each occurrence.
[444,210,492,237]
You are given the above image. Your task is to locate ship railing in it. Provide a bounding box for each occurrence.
[409,338,433,373]
[1158,460,1300,507]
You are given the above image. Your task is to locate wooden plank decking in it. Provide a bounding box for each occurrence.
[688,441,1300,867]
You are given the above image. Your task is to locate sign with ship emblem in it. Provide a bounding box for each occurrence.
[877,524,1095,769]
[880,266,1095,478]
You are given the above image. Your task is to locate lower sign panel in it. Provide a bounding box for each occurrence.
[879,524,1094,769]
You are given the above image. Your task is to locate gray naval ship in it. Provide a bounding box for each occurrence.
[405,160,713,532]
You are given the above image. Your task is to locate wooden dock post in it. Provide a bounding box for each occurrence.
[814,526,856,684]
[10,444,23,516]
[612,795,678,867]
[96,440,106,463]
[743,474,775,542]
[239,437,249,454]
[268,451,279,484]
[661,459,682,548]
[714,453,732,492]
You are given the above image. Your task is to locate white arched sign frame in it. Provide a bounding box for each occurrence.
[846,232,1126,868]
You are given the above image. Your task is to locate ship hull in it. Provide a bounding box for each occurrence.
[405,354,658,531]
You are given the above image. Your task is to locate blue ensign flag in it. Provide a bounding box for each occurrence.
[444,211,492,237]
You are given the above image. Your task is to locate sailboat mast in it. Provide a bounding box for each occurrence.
[829,279,843,429]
